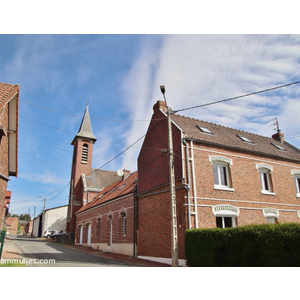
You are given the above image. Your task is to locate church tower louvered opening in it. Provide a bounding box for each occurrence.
[81,143,88,163]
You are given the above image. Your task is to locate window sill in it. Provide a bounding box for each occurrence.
[296,193,300,198]
[214,185,235,192]
[261,190,276,196]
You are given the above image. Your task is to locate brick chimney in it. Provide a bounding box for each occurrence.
[272,131,284,143]
[153,100,167,113]
[122,169,130,180]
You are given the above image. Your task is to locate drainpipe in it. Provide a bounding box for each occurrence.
[190,141,199,228]
[183,139,191,230]
[133,186,137,257]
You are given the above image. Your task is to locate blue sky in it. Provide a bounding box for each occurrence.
[2,34,300,218]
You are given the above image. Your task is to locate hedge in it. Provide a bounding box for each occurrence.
[185,223,300,267]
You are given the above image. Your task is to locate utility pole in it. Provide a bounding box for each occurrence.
[31,206,36,237]
[42,198,46,235]
[160,85,179,267]
[68,179,74,243]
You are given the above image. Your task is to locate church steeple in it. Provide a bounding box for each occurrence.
[71,101,97,145]
[67,101,97,238]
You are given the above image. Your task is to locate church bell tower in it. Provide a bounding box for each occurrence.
[67,102,97,239]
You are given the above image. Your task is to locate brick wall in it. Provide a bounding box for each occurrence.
[186,142,300,229]
[0,103,9,230]
[68,137,94,233]
[75,194,136,255]
[138,109,183,194]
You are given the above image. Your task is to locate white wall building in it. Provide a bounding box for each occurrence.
[32,205,68,237]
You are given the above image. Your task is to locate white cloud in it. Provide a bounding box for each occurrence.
[20,170,68,185]
[120,34,300,168]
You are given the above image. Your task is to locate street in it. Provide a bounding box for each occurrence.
[5,235,138,267]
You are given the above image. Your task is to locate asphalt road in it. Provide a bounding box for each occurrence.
[7,235,137,267]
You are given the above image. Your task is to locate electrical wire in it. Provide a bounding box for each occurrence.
[174,80,300,113]
[19,115,75,134]
[20,99,151,122]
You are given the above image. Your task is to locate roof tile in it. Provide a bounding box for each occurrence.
[171,114,300,163]
[77,171,137,214]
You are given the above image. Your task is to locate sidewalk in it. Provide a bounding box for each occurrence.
[1,238,21,260]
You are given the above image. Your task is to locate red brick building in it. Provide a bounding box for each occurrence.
[0,83,19,231]
[137,100,300,265]
[5,217,18,234]
[75,171,137,256]
[67,103,122,240]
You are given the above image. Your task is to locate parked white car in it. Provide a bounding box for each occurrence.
[43,230,56,239]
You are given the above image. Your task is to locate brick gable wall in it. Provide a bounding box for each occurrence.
[138,110,183,194]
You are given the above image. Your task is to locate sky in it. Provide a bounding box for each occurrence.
[2,34,300,219]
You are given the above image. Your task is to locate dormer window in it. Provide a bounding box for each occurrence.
[81,143,88,163]
[197,125,213,134]
[271,143,286,151]
[237,135,253,144]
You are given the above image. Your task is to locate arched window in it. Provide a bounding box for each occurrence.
[209,156,234,191]
[291,170,300,197]
[120,212,126,237]
[97,218,101,239]
[108,215,113,246]
[81,143,88,163]
[256,163,275,195]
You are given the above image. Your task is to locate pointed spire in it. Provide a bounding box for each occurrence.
[71,101,97,145]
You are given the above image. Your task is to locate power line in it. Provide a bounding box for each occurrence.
[19,115,75,134]
[20,99,150,122]
[174,80,300,113]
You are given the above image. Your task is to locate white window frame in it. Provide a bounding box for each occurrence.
[212,205,239,228]
[216,216,237,228]
[209,156,234,191]
[256,163,275,195]
[291,170,300,198]
[263,208,279,224]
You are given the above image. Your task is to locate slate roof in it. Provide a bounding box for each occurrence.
[72,102,96,145]
[83,169,122,192]
[0,83,19,109]
[171,113,300,163]
[77,171,137,214]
